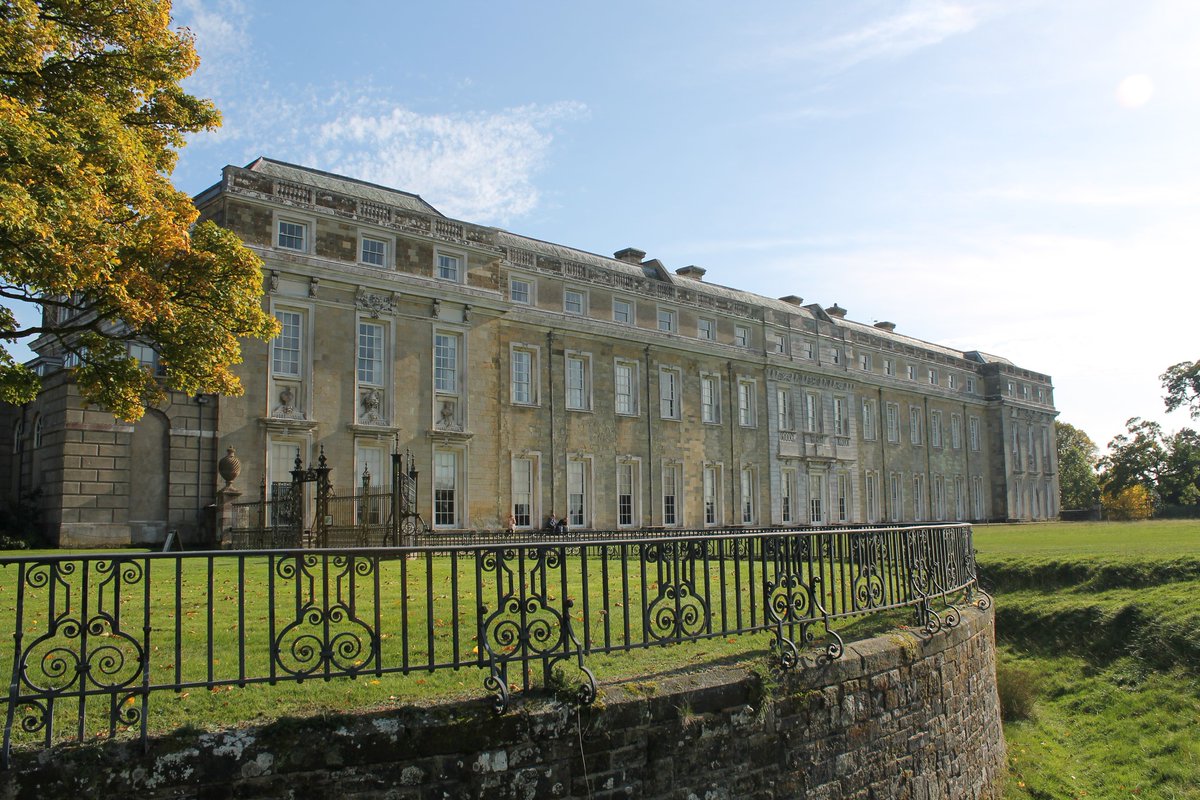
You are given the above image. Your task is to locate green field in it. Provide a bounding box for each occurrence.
[975,519,1200,799]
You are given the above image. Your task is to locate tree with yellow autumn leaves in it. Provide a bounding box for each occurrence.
[0,0,275,421]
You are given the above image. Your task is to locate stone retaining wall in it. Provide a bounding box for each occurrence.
[1,606,1005,799]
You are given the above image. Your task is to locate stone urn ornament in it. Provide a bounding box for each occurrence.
[218,447,242,488]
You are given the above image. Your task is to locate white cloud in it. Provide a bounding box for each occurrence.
[315,102,588,222]
[739,0,995,73]
[812,0,985,65]
[173,0,252,99]
[172,2,586,222]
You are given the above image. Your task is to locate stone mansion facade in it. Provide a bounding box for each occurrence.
[2,158,1060,546]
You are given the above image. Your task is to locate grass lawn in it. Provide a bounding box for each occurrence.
[976,519,1200,800]
[974,518,1200,560]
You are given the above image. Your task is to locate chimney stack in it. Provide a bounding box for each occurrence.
[675,265,706,281]
[825,303,847,319]
[613,247,646,264]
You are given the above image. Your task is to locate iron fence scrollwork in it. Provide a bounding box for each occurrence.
[3,524,984,766]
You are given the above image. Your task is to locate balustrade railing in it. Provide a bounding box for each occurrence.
[1,524,986,766]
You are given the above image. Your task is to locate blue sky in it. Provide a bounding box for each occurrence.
[163,0,1198,449]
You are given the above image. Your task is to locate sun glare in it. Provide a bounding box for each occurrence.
[1115,74,1155,108]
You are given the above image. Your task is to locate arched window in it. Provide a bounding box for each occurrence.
[12,419,23,454]
[32,415,42,449]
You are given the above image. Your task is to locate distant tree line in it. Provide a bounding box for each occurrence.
[1057,359,1200,520]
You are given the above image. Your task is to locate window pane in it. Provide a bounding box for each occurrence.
[357,322,383,384]
[272,311,302,375]
[512,350,532,404]
[567,460,586,527]
[434,451,457,526]
[615,363,634,415]
[361,237,386,266]
[278,221,305,250]
[613,299,631,323]
[566,356,587,409]
[618,463,634,526]
[510,279,531,304]
[434,334,458,393]
[513,459,532,527]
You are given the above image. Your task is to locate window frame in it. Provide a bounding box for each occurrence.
[737,378,757,427]
[433,448,463,529]
[356,320,386,386]
[616,458,640,528]
[659,366,682,420]
[656,307,677,334]
[271,308,304,378]
[865,471,880,524]
[804,392,820,433]
[734,325,751,348]
[832,396,848,437]
[613,358,639,416]
[662,461,683,527]
[889,472,902,522]
[809,473,825,524]
[509,276,534,305]
[702,463,722,526]
[275,215,311,253]
[359,234,389,268]
[861,398,877,441]
[780,468,797,524]
[700,373,722,425]
[511,454,539,529]
[909,405,924,445]
[776,387,793,432]
[913,473,927,521]
[697,317,716,341]
[564,288,587,316]
[740,466,756,525]
[565,351,593,411]
[612,297,634,325]
[435,248,466,283]
[885,402,900,443]
[566,455,592,529]
[510,344,540,406]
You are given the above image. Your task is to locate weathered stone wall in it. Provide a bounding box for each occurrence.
[1,607,1005,799]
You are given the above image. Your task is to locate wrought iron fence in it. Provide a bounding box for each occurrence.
[226,450,426,549]
[1,524,987,766]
